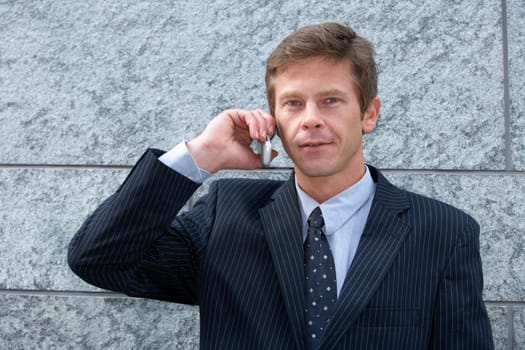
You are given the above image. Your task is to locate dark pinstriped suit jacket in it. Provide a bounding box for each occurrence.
[68,149,494,349]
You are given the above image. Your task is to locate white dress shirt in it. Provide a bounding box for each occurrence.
[295,167,375,296]
[159,142,212,183]
[159,142,376,296]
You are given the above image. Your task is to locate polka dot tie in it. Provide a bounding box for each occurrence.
[304,207,337,350]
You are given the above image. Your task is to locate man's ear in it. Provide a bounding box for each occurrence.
[362,97,381,134]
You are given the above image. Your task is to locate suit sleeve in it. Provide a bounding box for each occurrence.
[429,217,495,349]
[67,149,214,305]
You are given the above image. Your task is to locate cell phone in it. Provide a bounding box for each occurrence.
[251,135,272,168]
[261,135,272,167]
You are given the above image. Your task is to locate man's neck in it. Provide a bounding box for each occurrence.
[295,165,367,204]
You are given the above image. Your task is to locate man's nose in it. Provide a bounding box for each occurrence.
[301,104,324,129]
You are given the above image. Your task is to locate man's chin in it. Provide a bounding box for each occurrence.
[294,163,334,179]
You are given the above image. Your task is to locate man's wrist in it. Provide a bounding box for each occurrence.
[186,137,222,174]
[159,142,212,183]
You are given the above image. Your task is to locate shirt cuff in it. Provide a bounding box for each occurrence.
[158,142,212,183]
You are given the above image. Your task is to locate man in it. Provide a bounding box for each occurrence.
[68,22,494,349]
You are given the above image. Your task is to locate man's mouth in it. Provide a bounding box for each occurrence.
[300,141,330,148]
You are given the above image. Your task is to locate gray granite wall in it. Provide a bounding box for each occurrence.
[0,0,523,349]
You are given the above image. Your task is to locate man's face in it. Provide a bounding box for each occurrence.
[274,57,378,186]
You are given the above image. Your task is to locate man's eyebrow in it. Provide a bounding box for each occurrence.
[275,91,301,101]
[276,89,345,100]
[314,89,346,97]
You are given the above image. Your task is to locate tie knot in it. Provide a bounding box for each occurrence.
[308,207,324,229]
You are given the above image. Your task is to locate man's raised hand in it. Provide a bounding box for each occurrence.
[186,109,276,173]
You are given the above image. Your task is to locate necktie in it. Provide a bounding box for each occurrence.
[304,207,337,350]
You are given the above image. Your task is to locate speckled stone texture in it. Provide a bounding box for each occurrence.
[486,305,508,350]
[0,294,199,350]
[515,306,525,349]
[508,0,525,170]
[365,1,504,170]
[0,0,522,348]
[0,167,128,291]
[0,0,503,170]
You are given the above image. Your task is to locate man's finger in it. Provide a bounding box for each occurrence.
[254,109,275,138]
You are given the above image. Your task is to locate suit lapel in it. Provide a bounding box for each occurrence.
[259,175,305,350]
[320,168,412,349]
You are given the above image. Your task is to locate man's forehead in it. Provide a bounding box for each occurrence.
[277,55,341,69]
[273,58,357,97]
[273,57,354,82]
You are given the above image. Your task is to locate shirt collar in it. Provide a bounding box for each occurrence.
[295,166,376,236]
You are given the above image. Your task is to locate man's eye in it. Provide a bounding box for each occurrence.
[286,100,301,107]
[324,97,339,104]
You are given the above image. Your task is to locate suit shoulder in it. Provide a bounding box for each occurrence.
[373,168,475,221]
[210,177,285,203]
[372,167,479,240]
[214,177,284,191]
[401,188,480,240]
[403,188,475,219]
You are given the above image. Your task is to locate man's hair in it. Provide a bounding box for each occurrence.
[265,22,377,115]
